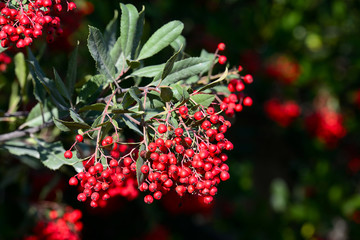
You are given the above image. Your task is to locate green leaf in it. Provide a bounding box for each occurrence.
[79,103,106,112]
[77,74,105,104]
[65,43,78,97]
[137,20,184,60]
[128,87,143,111]
[104,10,119,51]
[37,140,82,171]
[196,67,228,92]
[170,35,186,53]
[120,3,140,58]
[53,68,71,102]
[144,109,166,122]
[132,6,145,59]
[144,92,165,109]
[152,57,210,86]
[122,115,143,136]
[190,94,215,108]
[136,144,146,186]
[160,87,173,102]
[1,141,40,159]
[110,40,127,74]
[131,63,165,78]
[171,83,189,101]
[14,52,27,90]
[69,109,87,124]
[122,91,136,109]
[28,51,68,110]
[111,108,137,114]
[126,59,140,69]
[88,26,116,81]
[23,103,58,128]
[53,118,71,132]
[27,49,46,104]
[161,47,181,81]
[54,118,90,131]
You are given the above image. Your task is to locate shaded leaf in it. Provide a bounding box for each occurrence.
[122,115,143,136]
[79,103,106,112]
[54,118,90,131]
[136,144,146,186]
[65,43,78,97]
[160,87,173,102]
[104,10,119,51]
[14,52,27,90]
[88,26,116,81]
[161,47,181,81]
[23,103,58,128]
[53,68,71,102]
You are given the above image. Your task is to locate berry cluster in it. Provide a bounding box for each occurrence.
[217,42,227,65]
[264,98,301,127]
[305,108,347,147]
[0,0,76,49]
[66,135,139,208]
[220,68,253,117]
[265,55,301,84]
[24,204,82,240]
[0,51,11,72]
[138,105,234,205]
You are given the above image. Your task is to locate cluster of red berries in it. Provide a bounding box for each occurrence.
[217,42,227,64]
[0,51,11,72]
[219,68,253,117]
[65,135,139,208]
[24,205,82,240]
[0,0,76,49]
[305,108,347,147]
[265,55,301,84]
[138,105,234,205]
[264,98,301,127]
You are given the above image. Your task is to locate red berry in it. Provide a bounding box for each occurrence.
[102,193,110,201]
[104,136,113,145]
[69,177,78,186]
[64,150,73,159]
[179,106,188,115]
[194,111,203,120]
[217,42,226,51]
[68,2,77,10]
[218,55,227,65]
[141,165,150,174]
[153,191,162,200]
[158,124,167,134]
[90,201,98,208]
[220,171,230,181]
[109,159,118,168]
[243,96,253,106]
[77,193,86,202]
[203,196,214,204]
[144,195,154,204]
[243,74,253,84]
[76,134,83,142]
[174,128,183,137]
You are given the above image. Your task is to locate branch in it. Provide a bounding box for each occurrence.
[0,121,54,143]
